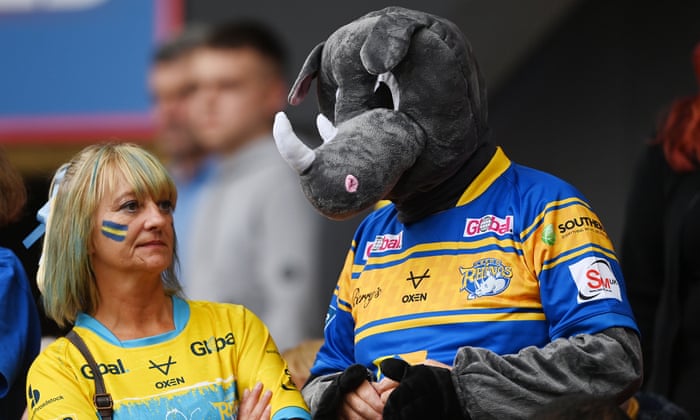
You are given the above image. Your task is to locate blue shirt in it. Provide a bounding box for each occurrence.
[0,247,41,419]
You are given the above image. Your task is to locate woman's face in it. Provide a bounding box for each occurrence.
[89,172,175,278]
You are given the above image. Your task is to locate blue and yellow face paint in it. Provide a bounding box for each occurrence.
[101,220,128,242]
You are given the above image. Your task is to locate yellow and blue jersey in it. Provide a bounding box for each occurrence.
[312,147,638,379]
[26,297,310,420]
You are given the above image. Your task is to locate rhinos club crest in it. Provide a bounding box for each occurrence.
[459,258,512,300]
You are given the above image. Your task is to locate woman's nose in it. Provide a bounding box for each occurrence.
[143,201,169,228]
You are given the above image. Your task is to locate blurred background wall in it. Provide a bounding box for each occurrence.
[2,0,699,335]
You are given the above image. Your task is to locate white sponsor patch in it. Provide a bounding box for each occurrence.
[464,215,514,237]
[363,231,403,260]
[568,257,622,303]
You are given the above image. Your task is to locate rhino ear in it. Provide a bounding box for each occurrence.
[289,42,324,106]
[360,15,425,75]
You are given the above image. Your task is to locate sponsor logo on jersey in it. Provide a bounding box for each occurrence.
[282,368,298,390]
[464,214,514,237]
[363,231,403,259]
[558,216,606,238]
[27,385,65,413]
[28,385,40,408]
[568,257,621,303]
[190,332,236,356]
[402,292,427,303]
[324,306,336,330]
[459,258,512,300]
[155,376,185,389]
[149,356,176,375]
[542,223,556,245]
[406,269,430,289]
[352,286,382,308]
[80,359,128,379]
[403,269,430,303]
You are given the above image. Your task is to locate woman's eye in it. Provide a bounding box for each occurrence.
[120,201,139,212]
[158,200,174,213]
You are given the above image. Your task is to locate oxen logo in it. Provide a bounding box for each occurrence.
[568,257,621,303]
[459,258,512,300]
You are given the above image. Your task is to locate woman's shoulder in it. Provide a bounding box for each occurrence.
[28,335,75,373]
[185,299,262,322]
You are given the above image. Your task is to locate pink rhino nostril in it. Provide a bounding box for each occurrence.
[345,174,359,193]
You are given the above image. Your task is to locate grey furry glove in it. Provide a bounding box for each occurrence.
[381,358,469,420]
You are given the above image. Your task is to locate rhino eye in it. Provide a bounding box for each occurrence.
[373,71,400,111]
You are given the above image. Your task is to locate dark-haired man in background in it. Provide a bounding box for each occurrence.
[184,20,325,352]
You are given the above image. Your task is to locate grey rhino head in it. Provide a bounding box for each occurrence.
[274,6,488,220]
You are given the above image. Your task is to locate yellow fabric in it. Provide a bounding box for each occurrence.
[26,299,309,419]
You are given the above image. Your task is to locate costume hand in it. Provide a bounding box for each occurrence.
[380,358,467,420]
[314,364,373,420]
[239,382,272,420]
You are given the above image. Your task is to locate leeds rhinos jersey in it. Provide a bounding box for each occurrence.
[26,297,310,420]
[312,147,639,379]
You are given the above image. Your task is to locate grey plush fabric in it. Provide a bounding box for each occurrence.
[276,7,487,220]
[303,328,642,419]
[281,7,643,419]
[452,327,642,419]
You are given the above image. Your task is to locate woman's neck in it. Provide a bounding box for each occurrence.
[92,275,175,341]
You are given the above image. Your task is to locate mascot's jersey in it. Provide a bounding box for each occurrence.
[26,297,310,420]
[312,147,638,378]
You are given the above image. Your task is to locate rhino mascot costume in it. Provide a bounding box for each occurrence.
[274,7,642,420]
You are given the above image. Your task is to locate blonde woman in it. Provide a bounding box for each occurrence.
[26,143,309,420]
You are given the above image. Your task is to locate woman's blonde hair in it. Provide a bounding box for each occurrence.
[38,143,182,327]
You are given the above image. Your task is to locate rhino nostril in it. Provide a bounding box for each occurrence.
[345,174,359,193]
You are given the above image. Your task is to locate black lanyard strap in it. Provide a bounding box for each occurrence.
[65,330,114,420]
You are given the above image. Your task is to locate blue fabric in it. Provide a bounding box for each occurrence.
[0,247,41,419]
[312,150,639,378]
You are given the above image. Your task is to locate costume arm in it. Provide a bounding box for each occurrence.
[302,371,343,412]
[451,327,642,419]
[301,243,362,414]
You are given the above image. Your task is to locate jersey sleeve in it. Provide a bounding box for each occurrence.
[309,238,361,377]
[234,306,310,420]
[25,338,98,420]
[521,189,639,340]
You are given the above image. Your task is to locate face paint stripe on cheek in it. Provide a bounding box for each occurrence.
[101,220,128,242]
